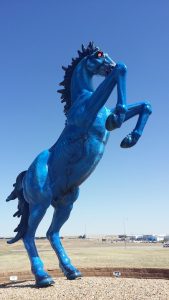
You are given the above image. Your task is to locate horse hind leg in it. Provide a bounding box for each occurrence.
[47,187,82,280]
[23,202,55,287]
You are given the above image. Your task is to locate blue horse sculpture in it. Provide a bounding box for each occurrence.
[7,42,152,287]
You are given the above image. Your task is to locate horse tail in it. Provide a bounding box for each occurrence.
[6,171,29,244]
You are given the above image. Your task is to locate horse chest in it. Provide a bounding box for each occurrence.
[57,132,106,164]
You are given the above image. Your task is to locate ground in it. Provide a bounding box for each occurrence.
[1,278,169,300]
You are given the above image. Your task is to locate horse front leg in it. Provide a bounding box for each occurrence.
[120,101,152,148]
[103,63,127,131]
[106,101,152,148]
[81,63,127,128]
[47,187,82,280]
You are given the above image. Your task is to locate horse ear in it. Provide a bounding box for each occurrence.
[89,41,94,48]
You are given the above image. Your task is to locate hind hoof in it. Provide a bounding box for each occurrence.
[66,270,82,280]
[35,275,55,287]
[59,262,82,280]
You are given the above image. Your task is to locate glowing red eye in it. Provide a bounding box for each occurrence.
[97,51,103,57]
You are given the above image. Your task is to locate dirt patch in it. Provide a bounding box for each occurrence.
[0,267,169,285]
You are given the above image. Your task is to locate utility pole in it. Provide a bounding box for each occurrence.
[123,218,127,249]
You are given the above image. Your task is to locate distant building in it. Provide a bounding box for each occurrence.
[156,235,165,242]
[142,235,157,242]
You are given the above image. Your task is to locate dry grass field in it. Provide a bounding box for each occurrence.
[1,239,169,300]
[0,238,169,272]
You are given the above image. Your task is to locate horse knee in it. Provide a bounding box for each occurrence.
[115,62,127,75]
[144,102,152,114]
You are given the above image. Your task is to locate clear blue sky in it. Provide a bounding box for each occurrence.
[0,0,169,237]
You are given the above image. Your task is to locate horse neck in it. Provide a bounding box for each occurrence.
[71,59,94,102]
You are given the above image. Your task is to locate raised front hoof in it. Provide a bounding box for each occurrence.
[35,275,55,288]
[120,131,141,148]
[59,263,82,280]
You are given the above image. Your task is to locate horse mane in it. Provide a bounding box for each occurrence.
[57,41,99,116]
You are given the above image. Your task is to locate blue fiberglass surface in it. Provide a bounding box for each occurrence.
[6,42,152,287]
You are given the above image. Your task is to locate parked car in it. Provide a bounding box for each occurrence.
[163,243,169,248]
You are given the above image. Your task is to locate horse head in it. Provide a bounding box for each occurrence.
[85,48,116,77]
[58,42,116,115]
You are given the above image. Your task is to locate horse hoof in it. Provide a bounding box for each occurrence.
[59,262,82,280]
[66,270,82,280]
[120,131,141,148]
[35,275,55,287]
[105,113,119,131]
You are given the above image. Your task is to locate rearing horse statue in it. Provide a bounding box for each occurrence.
[6,42,152,287]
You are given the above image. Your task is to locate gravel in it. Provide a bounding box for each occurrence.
[0,277,169,300]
